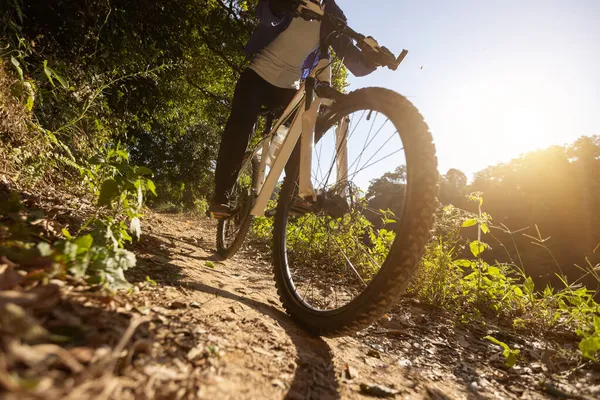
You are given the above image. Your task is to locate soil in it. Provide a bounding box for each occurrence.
[2,200,600,399]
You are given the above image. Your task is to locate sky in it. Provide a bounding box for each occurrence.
[338,0,600,180]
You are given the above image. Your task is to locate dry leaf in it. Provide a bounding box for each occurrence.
[0,261,23,290]
[0,303,49,343]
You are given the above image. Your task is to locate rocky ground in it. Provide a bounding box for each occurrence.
[2,194,599,399]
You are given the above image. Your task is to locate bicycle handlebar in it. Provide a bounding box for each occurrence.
[296,1,408,71]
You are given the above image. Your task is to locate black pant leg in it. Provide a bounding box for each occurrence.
[214,70,265,203]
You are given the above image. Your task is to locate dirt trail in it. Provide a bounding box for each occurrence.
[118,212,583,400]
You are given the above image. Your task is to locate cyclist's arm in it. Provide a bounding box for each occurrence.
[326,3,377,77]
[255,0,286,24]
[332,36,376,77]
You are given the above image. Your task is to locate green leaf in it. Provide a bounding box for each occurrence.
[469,240,487,257]
[10,56,23,80]
[44,65,69,90]
[74,234,93,251]
[146,276,157,286]
[481,223,490,234]
[25,93,34,111]
[454,259,472,268]
[62,228,72,240]
[205,261,215,269]
[505,351,518,368]
[89,155,105,165]
[136,166,153,176]
[462,218,477,228]
[579,336,600,361]
[43,60,55,87]
[484,336,519,367]
[523,277,535,295]
[594,316,600,333]
[146,179,157,196]
[98,178,119,207]
[484,335,509,351]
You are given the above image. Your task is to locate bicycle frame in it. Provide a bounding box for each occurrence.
[245,0,398,217]
[249,57,348,217]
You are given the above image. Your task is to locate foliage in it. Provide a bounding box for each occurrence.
[410,194,600,363]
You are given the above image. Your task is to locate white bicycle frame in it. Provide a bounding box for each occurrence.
[249,56,349,217]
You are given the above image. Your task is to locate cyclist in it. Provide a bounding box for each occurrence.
[209,0,386,218]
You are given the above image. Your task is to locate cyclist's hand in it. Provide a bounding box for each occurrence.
[361,39,395,69]
[270,0,303,16]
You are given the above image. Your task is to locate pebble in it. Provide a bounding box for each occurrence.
[359,383,398,398]
[398,359,412,369]
[271,379,286,390]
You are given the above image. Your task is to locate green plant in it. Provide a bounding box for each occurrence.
[484,336,520,368]
[579,317,600,361]
[410,193,600,364]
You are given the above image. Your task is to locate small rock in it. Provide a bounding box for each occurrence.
[168,301,187,310]
[478,378,490,388]
[529,362,544,373]
[470,381,479,391]
[398,359,412,369]
[405,380,417,389]
[271,379,286,389]
[69,347,95,364]
[507,385,524,395]
[344,364,359,380]
[367,349,381,359]
[189,301,201,309]
[359,383,399,398]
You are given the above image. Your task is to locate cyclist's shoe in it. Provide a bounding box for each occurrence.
[290,197,315,216]
[207,203,232,220]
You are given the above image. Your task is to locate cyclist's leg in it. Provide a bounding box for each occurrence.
[213,70,268,210]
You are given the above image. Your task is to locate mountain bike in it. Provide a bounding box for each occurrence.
[216,1,438,335]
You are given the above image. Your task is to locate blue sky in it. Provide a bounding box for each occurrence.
[339,0,600,180]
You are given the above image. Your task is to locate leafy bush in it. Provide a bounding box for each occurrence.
[411,194,600,363]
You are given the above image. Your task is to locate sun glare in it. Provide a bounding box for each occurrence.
[439,63,574,172]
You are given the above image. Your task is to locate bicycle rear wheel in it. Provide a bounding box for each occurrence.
[272,87,438,336]
[216,155,258,259]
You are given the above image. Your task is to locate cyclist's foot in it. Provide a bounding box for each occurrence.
[290,197,315,216]
[207,203,232,220]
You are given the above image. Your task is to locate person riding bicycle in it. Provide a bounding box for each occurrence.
[209,0,387,218]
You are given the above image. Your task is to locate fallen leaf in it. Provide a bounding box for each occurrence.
[0,303,48,343]
[8,341,83,373]
[0,259,23,290]
[0,284,60,310]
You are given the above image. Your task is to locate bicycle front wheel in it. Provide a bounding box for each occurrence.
[272,87,438,336]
